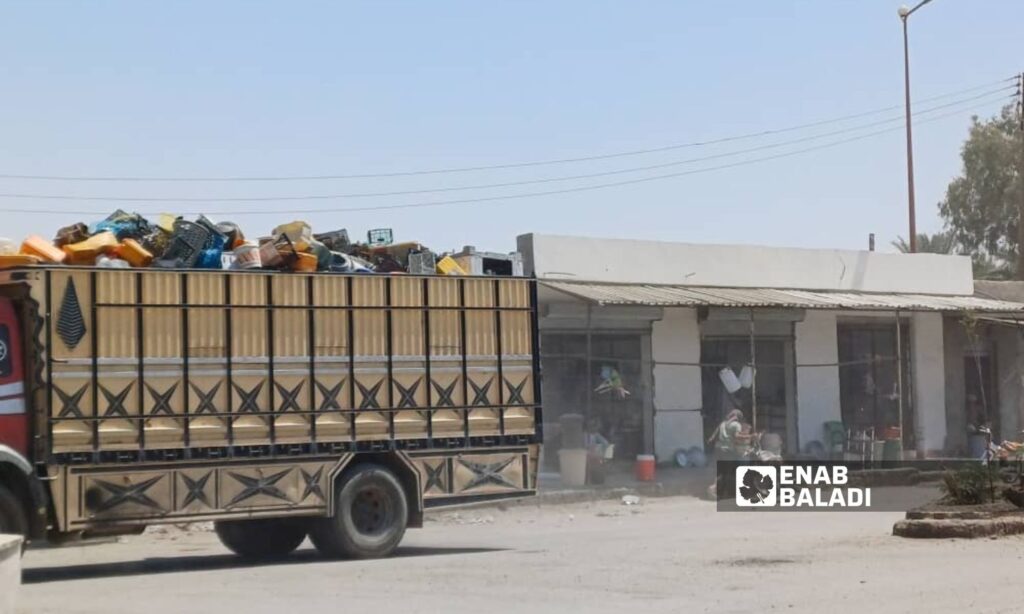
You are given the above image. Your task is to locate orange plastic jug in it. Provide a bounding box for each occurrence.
[294,252,318,272]
[20,235,66,263]
[116,238,154,268]
[62,231,118,265]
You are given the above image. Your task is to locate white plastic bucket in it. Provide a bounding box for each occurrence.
[558,448,588,487]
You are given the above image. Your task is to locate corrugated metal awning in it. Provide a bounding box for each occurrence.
[541,281,1024,313]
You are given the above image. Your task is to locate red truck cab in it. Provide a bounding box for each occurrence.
[0,298,27,458]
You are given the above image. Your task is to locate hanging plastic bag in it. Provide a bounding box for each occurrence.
[739,365,755,389]
[719,367,741,394]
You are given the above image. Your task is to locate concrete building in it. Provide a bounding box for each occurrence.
[518,233,1024,469]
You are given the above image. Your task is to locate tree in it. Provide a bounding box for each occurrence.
[891,231,955,254]
[890,231,1010,279]
[938,104,1023,278]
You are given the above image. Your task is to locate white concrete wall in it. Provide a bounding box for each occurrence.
[912,313,947,454]
[794,311,842,450]
[518,233,974,295]
[0,534,21,614]
[651,308,704,462]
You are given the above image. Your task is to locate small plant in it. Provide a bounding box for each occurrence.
[940,463,1001,505]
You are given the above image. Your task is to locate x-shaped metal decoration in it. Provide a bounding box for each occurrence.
[100,382,135,418]
[315,378,345,411]
[300,467,325,501]
[190,381,222,415]
[505,378,527,405]
[431,380,457,407]
[55,383,88,418]
[226,469,291,507]
[233,381,265,413]
[395,379,421,409]
[469,378,493,407]
[275,381,305,412]
[181,471,213,508]
[145,382,179,416]
[93,475,164,513]
[424,462,446,493]
[458,456,517,491]
[356,379,384,410]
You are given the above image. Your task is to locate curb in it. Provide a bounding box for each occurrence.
[893,516,1024,539]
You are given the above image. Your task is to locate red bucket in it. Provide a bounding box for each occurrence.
[635,454,656,482]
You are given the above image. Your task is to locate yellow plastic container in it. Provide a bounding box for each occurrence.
[116,238,154,268]
[156,213,178,234]
[62,231,119,265]
[272,221,312,252]
[436,255,466,276]
[20,235,67,263]
[0,254,42,267]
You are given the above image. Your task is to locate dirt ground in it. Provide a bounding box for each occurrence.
[16,487,1024,614]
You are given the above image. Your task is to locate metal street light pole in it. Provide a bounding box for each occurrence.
[898,0,935,254]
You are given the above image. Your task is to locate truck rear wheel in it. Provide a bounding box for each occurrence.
[309,463,408,559]
[214,518,308,559]
[0,483,28,538]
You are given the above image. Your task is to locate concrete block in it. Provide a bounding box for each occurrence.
[0,534,22,614]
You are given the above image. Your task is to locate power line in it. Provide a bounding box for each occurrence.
[0,87,1011,205]
[0,76,1015,183]
[0,100,1000,217]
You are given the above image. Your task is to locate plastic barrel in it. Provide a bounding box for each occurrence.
[558,449,588,487]
[635,454,656,482]
[882,440,902,462]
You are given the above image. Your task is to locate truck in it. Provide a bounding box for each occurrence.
[0,266,541,558]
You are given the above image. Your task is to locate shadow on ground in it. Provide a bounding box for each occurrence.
[22,545,504,584]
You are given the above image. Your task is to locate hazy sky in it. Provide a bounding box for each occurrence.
[0,1,1020,254]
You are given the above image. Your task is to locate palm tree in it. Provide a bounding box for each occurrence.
[891,232,956,254]
[891,232,1014,279]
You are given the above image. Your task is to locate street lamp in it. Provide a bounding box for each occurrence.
[899,0,935,254]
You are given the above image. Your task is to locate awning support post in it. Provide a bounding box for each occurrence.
[749,308,758,433]
[895,310,904,450]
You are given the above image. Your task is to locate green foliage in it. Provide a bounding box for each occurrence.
[891,231,956,254]
[938,105,1022,274]
[940,463,1000,505]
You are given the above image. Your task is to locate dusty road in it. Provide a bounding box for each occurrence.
[17,489,1024,614]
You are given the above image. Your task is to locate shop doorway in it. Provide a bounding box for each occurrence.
[700,337,796,453]
[541,332,649,468]
[964,353,999,439]
[837,323,914,448]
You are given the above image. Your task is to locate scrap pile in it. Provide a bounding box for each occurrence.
[0,211,479,276]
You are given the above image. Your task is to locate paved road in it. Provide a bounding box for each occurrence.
[17,489,1024,614]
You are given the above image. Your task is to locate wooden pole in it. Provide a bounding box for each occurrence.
[895,311,905,451]
[749,309,758,433]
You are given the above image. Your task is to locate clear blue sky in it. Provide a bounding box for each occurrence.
[0,0,1020,254]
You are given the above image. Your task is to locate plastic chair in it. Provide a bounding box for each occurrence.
[823,421,846,459]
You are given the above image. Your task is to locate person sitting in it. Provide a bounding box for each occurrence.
[584,417,613,484]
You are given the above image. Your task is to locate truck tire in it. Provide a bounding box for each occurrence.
[214,518,308,559]
[309,463,408,559]
[0,483,28,538]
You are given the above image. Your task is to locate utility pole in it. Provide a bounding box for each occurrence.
[1017,73,1024,280]
[897,0,935,254]
[901,11,917,253]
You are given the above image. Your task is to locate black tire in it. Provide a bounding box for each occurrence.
[309,463,408,559]
[214,517,308,559]
[0,483,28,539]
